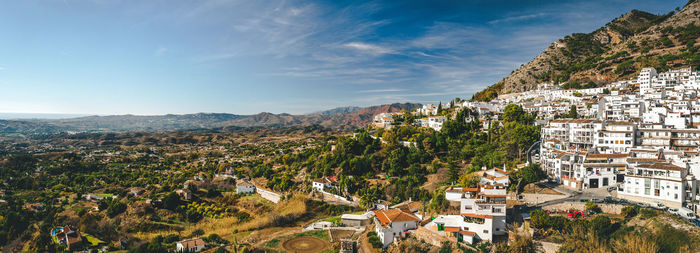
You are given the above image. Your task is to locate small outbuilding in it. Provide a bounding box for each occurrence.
[341,213,371,227]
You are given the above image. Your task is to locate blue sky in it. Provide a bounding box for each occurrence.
[0,0,686,115]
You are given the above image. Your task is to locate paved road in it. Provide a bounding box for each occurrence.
[527,183,618,207]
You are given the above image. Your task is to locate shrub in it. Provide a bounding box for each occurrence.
[589,215,613,239]
[530,210,549,229]
[206,234,228,244]
[190,228,205,237]
[106,201,127,218]
[163,234,179,244]
[367,232,383,248]
[640,208,657,219]
[585,201,600,213]
[620,205,638,218]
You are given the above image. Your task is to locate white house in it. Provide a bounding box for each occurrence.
[373,209,420,247]
[236,180,256,194]
[426,185,507,243]
[175,189,192,201]
[427,116,446,131]
[176,238,206,253]
[312,176,339,192]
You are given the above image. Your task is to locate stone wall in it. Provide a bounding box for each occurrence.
[542,202,623,214]
[255,187,281,203]
[412,227,457,248]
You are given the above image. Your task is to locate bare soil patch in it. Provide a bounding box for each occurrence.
[282,236,329,253]
[522,183,563,195]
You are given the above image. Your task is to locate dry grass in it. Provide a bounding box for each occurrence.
[132,194,310,243]
[612,233,658,253]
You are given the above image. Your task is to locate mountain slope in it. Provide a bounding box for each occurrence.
[473,0,700,100]
[0,103,420,135]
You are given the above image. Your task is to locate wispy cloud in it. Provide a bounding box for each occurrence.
[357,88,405,93]
[344,42,394,55]
[488,13,547,24]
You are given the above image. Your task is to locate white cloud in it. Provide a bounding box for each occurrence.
[357,88,405,93]
[344,42,394,55]
[488,13,546,24]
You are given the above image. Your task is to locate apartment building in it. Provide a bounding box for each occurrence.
[618,162,697,209]
[429,184,507,244]
[594,121,636,153]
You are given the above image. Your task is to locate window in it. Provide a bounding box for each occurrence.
[483,230,489,234]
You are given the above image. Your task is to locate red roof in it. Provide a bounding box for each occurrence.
[444,227,460,232]
[461,213,493,219]
[459,230,476,236]
[373,209,420,225]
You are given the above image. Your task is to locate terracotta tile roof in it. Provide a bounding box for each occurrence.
[392,201,422,212]
[461,213,493,219]
[637,163,685,171]
[445,226,460,232]
[459,230,476,236]
[373,209,420,225]
[446,187,479,193]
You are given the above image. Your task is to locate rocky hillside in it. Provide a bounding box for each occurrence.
[473,0,700,100]
[0,103,420,135]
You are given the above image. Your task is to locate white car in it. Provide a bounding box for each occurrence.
[651,202,666,210]
[678,208,697,220]
[668,208,679,216]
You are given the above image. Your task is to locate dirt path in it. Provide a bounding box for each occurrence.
[358,225,376,253]
[246,227,300,247]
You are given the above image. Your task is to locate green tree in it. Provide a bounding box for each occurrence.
[518,164,546,184]
[620,205,639,218]
[446,163,460,183]
[106,201,127,218]
[529,209,550,229]
[503,104,526,123]
[585,201,600,213]
[161,192,181,210]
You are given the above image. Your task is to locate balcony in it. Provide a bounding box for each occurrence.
[463,216,485,224]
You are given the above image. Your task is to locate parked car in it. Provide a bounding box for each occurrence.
[580,198,589,202]
[637,203,649,208]
[692,219,700,227]
[651,202,667,210]
[618,199,630,205]
[607,186,617,192]
[604,197,615,203]
[678,207,697,220]
[668,208,679,216]
[591,198,603,203]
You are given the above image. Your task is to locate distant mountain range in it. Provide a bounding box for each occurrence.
[473,0,700,100]
[0,103,420,136]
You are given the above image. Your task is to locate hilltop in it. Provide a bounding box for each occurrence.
[0,103,420,136]
[473,0,700,100]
